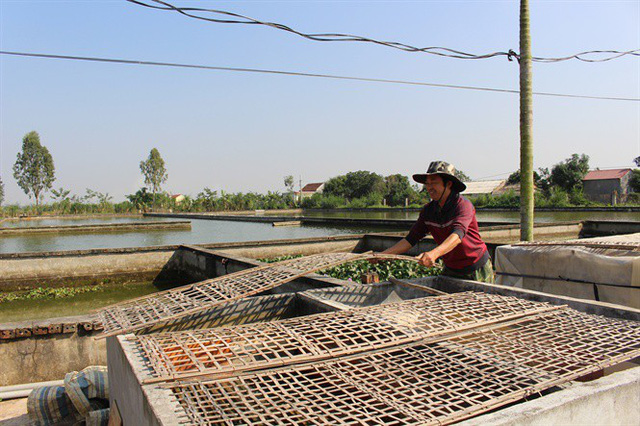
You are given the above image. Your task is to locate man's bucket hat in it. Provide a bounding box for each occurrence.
[412,161,467,193]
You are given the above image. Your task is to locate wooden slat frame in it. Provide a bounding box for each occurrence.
[168,308,640,425]
[97,252,414,337]
[133,293,561,384]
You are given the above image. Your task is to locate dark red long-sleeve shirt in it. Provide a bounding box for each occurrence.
[405,193,489,272]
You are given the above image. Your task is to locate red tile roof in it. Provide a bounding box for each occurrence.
[583,169,632,181]
[301,183,324,192]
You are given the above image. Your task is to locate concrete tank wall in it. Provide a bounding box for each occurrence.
[0,320,105,386]
[460,367,640,426]
[0,248,175,290]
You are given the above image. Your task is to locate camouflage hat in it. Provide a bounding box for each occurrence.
[412,161,467,193]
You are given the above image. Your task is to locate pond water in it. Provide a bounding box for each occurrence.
[0,216,395,254]
[0,210,637,254]
[0,281,163,323]
[0,216,150,228]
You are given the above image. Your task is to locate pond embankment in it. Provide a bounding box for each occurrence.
[144,212,515,228]
[0,220,190,236]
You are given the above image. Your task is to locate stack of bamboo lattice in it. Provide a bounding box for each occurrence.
[100,252,640,424]
[126,293,640,425]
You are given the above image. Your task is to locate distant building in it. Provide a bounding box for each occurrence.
[492,183,525,196]
[461,180,506,197]
[296,182,325,200]
[171,194,186,205]
[582,169,633,203]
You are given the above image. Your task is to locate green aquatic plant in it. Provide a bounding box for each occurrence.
[320,259,440,283]
[258,255,441,283]
[0,285,106,303]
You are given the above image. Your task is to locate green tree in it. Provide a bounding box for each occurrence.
[507,170,521,185]
[506,169,544,186]
[536,167,551,194]
[140,148,168,208]
[323,175,347,198]
[0,176,4,207]
[454,169,471,182]
[13,131,55,206]
[284,175,295,204]
[126,187,153,211]
[630,170,640,193]
[196,187,218,211]
[549,154,590,192]
[384,174,413,206]
[284,175,294,193]
[324,171,384,200]
[51,187,71,202]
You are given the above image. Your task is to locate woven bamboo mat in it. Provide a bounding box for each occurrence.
[97,252,414,337]
[167,304,640,425]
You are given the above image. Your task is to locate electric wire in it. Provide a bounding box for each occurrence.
[127,0,640,63]
[1,50,638,102]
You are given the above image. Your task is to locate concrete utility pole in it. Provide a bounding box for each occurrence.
[519,0,534,241]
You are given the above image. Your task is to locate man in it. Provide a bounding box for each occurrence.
[381,161,494,283]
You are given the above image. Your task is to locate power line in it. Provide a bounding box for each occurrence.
[1,50,638,102]
[127,0,640,64]
[475,172,513,180]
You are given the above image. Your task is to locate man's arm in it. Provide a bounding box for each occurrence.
[376,206,426,258]
[416,233,461,267]
[381,238,413,255]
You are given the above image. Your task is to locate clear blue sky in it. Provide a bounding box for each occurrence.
[1,0,638,204]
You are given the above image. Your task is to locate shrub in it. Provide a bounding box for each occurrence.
[547,188,570,207]
[624,193,640,205]
[319,195,346,209]
[348,192,383,208]
[568,188,590,206]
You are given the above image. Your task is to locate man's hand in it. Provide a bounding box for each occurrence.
[416,250,439,268]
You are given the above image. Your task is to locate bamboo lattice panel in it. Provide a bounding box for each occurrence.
[141,293,296,335]
[302,284,391,307]
[133,292,557,383]
[438,308,640,385]
[169,308,640,425]
[97,252,410,337]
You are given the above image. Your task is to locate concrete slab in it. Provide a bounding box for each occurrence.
[460,367,640,426]
[0,398,29,425]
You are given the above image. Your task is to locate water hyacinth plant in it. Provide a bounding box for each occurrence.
[0,285,106,303]
[259,254,441,283]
